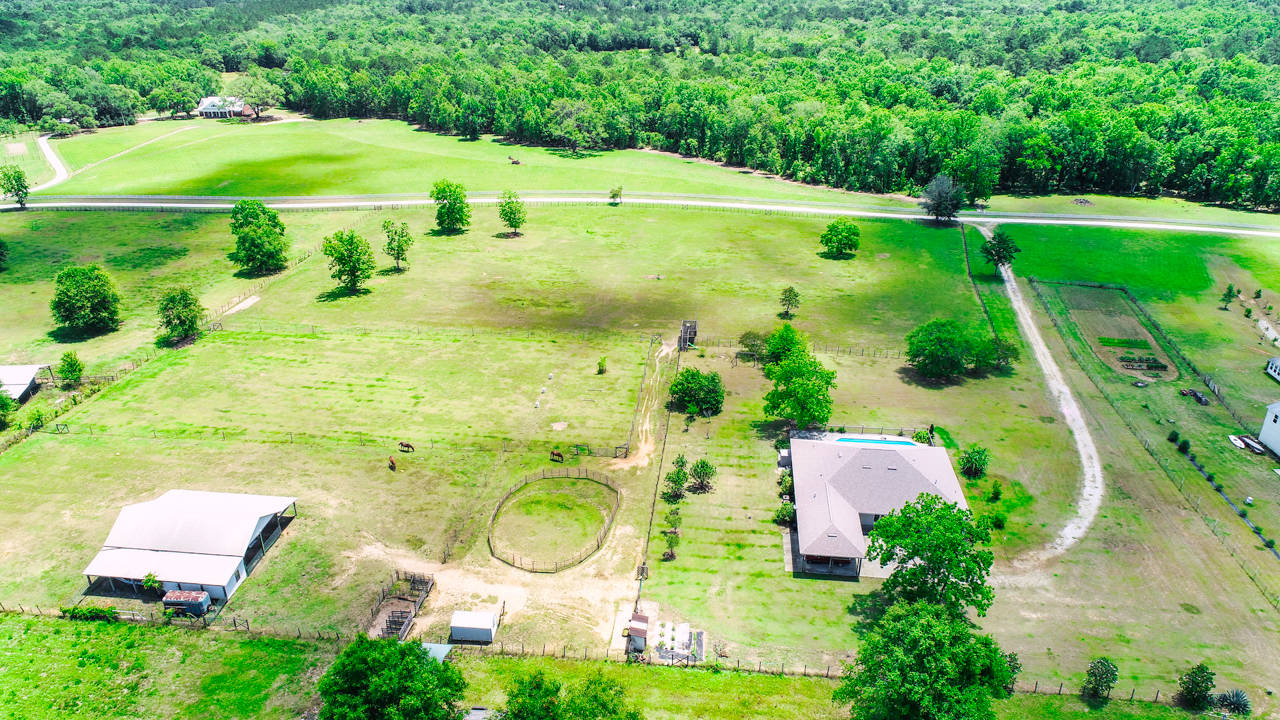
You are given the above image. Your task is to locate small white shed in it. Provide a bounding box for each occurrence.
[450,610,498,643]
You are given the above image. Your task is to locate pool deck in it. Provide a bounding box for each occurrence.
[792,430,923,446]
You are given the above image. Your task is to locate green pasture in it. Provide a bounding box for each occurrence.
[0,432,638,635]
[236,205,975,344]
[0,212,263,366]
[987,193,1280,229]
[0,613,331,720]
[1035,282,1280,603]
[490,477,618,567]
[42,119,901,203]
[1001,223,1280,425]
[67,329,644,449]
[1,131,53,186]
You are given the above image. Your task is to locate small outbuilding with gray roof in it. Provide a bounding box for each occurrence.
[0,364,48,403]
[790,436,966,576]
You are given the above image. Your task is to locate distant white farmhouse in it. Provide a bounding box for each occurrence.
[83,489,296,601]
[0,364,48,403]
[195,96,247,119]
[1259,401,1280,457]
[791,436,967,576]
[1266,358,1280,384]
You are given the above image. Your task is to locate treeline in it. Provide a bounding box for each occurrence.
[7,0,1280,206]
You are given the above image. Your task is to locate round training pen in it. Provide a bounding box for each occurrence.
[488,467,621,573]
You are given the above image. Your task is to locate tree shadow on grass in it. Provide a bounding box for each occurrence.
[895,365,966,389]
[316,286,372,303]
[427,227,467,238]
[817,250,856,261]
[845,587,895,637]
[376,266,407,277]
[229,263,285,281]
[750,418,791,445]
[46,325,113,344]
[1081,694,1110,711]
[546,147,605,160]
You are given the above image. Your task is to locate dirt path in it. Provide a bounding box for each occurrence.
[31,135,70,192]
[224,295,260,315]
[974,225,1105,567]
[607,339,675,471]
[64,125,199,181]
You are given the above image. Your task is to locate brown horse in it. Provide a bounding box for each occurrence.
[388,456,397,471]
[549,450,565,463]
[398,441,415,453]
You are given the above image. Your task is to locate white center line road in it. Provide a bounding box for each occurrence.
[0,186,1264,565]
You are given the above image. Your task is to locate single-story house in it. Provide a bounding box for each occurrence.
[0,364,48,403]
[1267,358,1280,384]
[195,96,248,119]
[791,436,967,576]
[450,610,499,644]
[83,489,297,601]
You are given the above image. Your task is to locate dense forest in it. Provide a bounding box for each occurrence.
[5,0,1280,205]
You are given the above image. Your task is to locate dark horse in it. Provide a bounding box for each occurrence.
[388,456,397,471]
[549,450,565,463]
[398,441,415,453]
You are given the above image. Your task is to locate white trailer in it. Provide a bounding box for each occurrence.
[450,610,498,644]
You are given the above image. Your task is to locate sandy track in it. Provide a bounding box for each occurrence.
[31,135,70,192]
[975,225,1105,566]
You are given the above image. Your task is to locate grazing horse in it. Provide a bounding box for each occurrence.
[398,441,415,453]
[549,450,565,463]
[388,456,397,471]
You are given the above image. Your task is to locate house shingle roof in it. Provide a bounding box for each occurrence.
[792,439,967,559]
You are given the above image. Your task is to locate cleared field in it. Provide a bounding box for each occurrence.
[0,613,331,720]
[0,212,265,366]
[237,205,977,344]
[1,131,53,186]
[987,193,1280,229]
[68,329,645,449]
[1036,282,1280,603]
[490,477,618,568]
[42,119,905,204]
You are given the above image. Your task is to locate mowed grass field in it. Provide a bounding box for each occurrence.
[0,212,268,366]
[41,118,901,204]
[0,614,332,720]
[1,131,53,186]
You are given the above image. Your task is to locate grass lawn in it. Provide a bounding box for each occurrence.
[1,131,53,186]
[986,193,1280,228]
[42,119,904,204]
[0,212,268,367]
[490,477,618,568]
[0,613,332,720]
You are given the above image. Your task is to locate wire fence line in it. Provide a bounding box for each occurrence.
[1028,279,1280,610]
[33,421,626,459]
[1029,278,1257,432]
[203,249,316,322]
[694,336,904,361]
[208,318,648,345]
[0,601,349,644]
[487,467,622,573]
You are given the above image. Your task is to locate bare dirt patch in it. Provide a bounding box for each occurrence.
[608,339,674,471]
[4,142,27,156]
[225,295,260,315]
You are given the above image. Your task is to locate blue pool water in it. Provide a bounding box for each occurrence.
[836,438,916,446]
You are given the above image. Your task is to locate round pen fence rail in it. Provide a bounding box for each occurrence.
[488,468,621,573]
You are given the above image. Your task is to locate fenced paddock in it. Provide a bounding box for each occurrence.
[488,468,621,573]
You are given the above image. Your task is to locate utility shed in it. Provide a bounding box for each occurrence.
[0,365,46,403]
[450,611,498,644]
[83,490,297,601]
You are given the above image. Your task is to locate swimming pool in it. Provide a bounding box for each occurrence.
[836,438,916,446]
